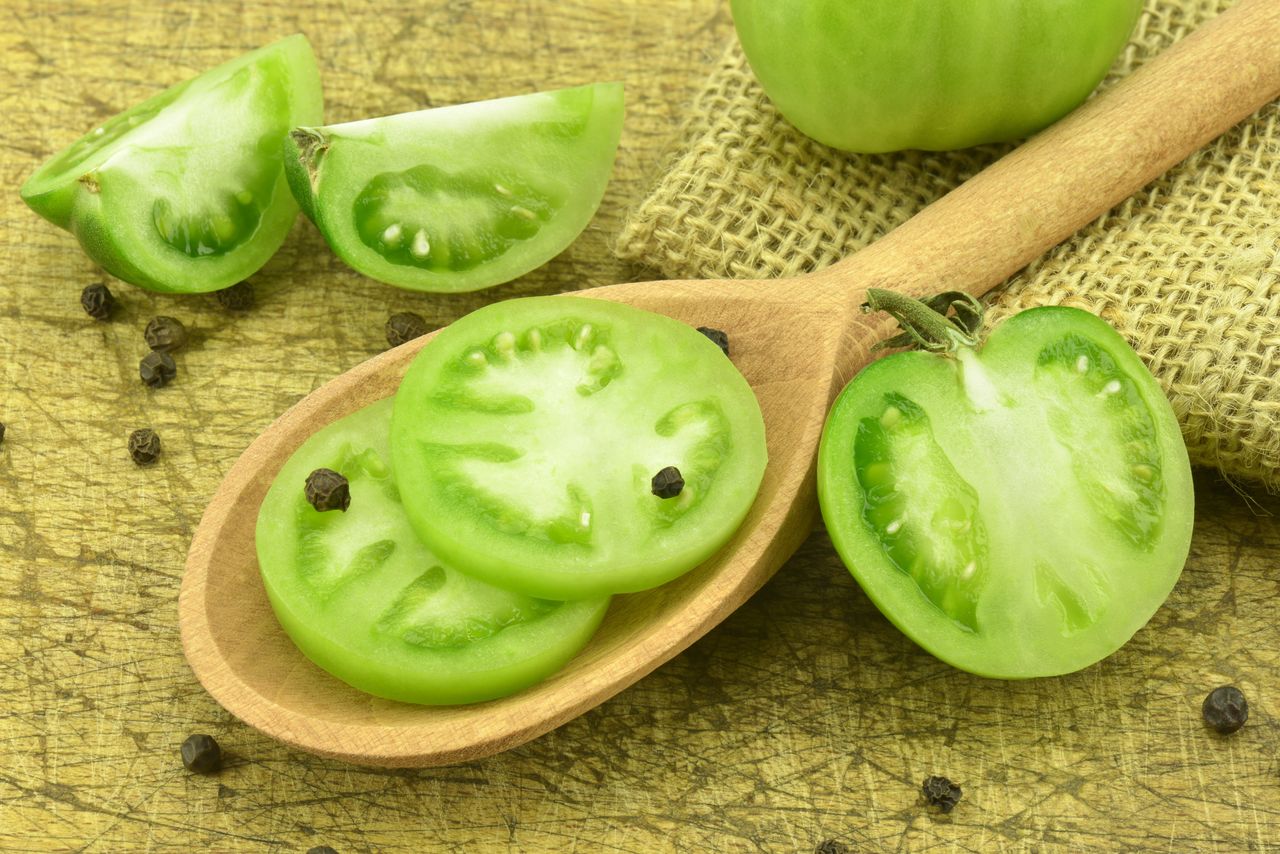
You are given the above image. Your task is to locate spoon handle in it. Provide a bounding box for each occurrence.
[810,0,1280,306]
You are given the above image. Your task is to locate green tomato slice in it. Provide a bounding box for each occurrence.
[817,307,1194,678]
[21,35,322,293]
[283,83,623,292]
[256,398,610,705]
[390,296,768,599]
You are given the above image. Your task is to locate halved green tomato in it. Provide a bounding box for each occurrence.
[390,296,768,599]
[21,35,322,293]
[818,305,1194,678]
[256,397,610,705]
[283,83,623,292]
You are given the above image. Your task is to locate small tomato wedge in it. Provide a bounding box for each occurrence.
[818,293,1194,678]
[256,398,610,705]
[389,296,768,599]
[21,35,322,293]
[283,83,623,292]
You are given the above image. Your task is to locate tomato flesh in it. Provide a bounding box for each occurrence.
[256,398,610,705]
[818,307,1194,678]
[390,296,768,599]
[730,0,1142,152]
[284,83,623,291]
[21,35,322,293]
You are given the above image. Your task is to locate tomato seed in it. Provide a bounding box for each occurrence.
[180,733,222,774]
[1202,685,1248,734]
[305,468,351,512]
[410,229,431,257]
[651,466,685,499]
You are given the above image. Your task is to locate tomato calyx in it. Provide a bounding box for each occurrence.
[864,289,984,354]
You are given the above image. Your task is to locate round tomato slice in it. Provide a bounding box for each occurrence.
[283,83,623,292]
[256,398,610,705]
[389,296,768,599]
[21,35,322,293]
[818,305,1194,678]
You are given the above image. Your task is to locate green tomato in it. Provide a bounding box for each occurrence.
[389,296,768,599]
[283,83,623,292]
[817,304,1194,678]
[730,0,1143,152]
[256,397,610,705]
[21,35,322,293]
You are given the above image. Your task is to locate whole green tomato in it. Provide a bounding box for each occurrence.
[730,0,1143,153]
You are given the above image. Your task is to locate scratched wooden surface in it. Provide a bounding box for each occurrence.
[2,1,1278,851]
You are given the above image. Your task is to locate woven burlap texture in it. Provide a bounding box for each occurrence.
[616,0,1280,492]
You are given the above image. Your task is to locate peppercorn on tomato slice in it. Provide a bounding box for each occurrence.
[389,296,768,599]
[256,397,610,705]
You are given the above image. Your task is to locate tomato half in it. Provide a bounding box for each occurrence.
[283,83,623,291]
[21,35,322,293]
[818,302,1194,678]
[256,398,610,705]
[730,0,1142,152]
[389,296,768,599]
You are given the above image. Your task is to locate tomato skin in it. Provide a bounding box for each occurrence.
[283,83,623,292]
[817,306,1193,678]
[21,35,323,293]
[730,0,1142,152]
[390,296,768,599]
[256,398,610,705]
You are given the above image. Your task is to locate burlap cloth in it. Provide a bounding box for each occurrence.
[616,0,1280,492]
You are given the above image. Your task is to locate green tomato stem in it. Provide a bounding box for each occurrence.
[863,288,983,353]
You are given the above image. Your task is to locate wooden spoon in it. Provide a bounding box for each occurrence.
[180,0,1280,766]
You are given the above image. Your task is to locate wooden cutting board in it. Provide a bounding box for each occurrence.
[1,1,1276,850]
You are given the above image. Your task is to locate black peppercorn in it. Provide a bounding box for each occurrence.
[144,316,188,352]
[81,282,116,320]
[697,326,730,357]
[306,847,339,854]
[180,733,222,774]
[815,841,849,854]
[922,775,962,813]
[215,280,254,311]
[127,428,161,465]
[1202,685,1248,734]
[651,466,685,499]
[139,351,177,388]
[305,468,351,512]
[385,311,430,348]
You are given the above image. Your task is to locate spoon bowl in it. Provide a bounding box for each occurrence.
[180,0,1280,766]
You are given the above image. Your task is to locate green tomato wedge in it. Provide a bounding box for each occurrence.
[283,83,623,292]
[818,306,1194,678]
[731,0,1142,152]
[256,397,610,705]
[21,35,322,293]
[389,296,768,599]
